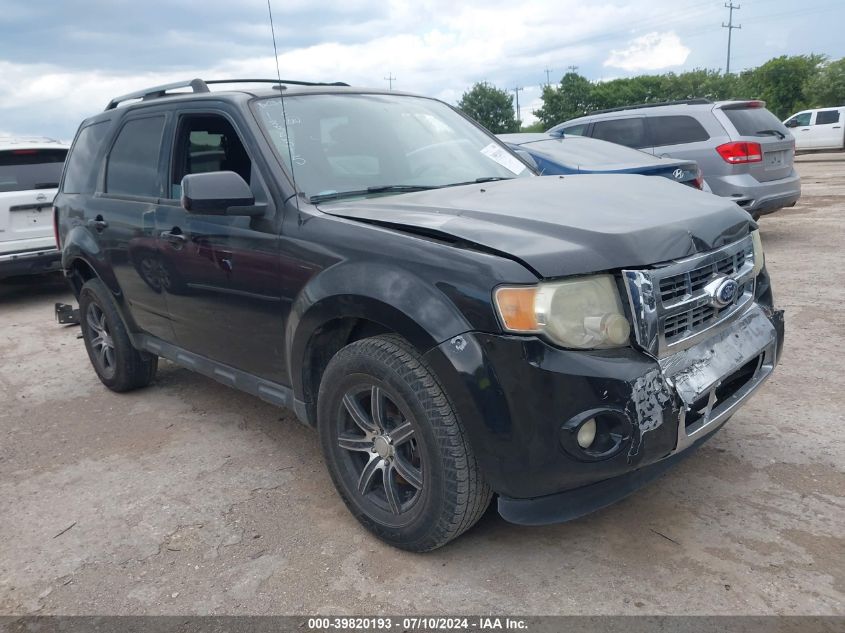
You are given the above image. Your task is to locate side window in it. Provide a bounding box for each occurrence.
[788,112,812,127]
[650,116,710,147]
[63,121,109,194]
[815,110,840,125]
[106,116,165,198]
[561,123,587,136]
[591,118,649,149]
[171,114,253,199]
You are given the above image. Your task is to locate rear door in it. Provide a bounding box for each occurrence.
[809,109,844,149]
[647,115,713,165]
[0,148,66,254]
[589,117,652,153]
[717,103,794,182]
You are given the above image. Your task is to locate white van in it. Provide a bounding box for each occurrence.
[784,107,845,151]
[0,137,68,278]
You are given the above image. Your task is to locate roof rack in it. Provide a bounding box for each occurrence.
[586,98,713,116]
[105,78,350,110]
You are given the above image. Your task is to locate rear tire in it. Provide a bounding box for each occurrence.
[79,278,158,392]
[317,335,491,551]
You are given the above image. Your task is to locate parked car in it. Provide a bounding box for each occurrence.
[0,137,68,279]
[55,79,784,551]
[548,99,801,219]
[783,107,845,151]
[498,132,705,190]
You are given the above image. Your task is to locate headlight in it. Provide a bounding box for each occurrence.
[494,274,631,349]
[751,229,764,276]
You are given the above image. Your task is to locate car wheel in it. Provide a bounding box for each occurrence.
[79,278,158,392]
[317,335,492,551]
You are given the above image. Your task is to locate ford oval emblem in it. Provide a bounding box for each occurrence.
[713,278,739,307]
[672,168,685,180]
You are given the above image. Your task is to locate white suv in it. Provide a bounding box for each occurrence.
[0,137,68,278]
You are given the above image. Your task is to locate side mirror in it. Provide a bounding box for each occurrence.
[785,119,798,128]
[181,171,265,216]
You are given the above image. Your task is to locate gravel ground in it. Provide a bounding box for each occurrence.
[0,154,842,616]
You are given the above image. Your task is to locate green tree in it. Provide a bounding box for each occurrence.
[457,82,519,133]
[805,57,845,108]
[739,54,825,118]
[533,72,595,128]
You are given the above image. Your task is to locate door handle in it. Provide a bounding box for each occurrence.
[833,126,842,129]
[160,229,187,247]
[87,216,108,231]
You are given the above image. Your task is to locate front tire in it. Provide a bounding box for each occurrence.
[317,335,491,551]
[79,278,158,392]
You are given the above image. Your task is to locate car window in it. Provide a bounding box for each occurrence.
[787,112,812,127]
[561,123,587,136]
[0,148,67,193]
[252,93,529,200]
[170,114,254,199]
[63,121,109,194]
[650,116,710,147]
[590,118,649,149]
[106,116,166,198]
[815,110,841,125]
[722,106,788,137]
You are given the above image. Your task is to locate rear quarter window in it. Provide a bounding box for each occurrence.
[63,121,110,194]
[106,116,166,198]
[0,149,67,193]
[650,116,710,147]
[590,117,649,149]
[722,106,788,137]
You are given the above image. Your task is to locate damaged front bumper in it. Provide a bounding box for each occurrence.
[423,302,784,526]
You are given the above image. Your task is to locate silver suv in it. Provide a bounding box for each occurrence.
[548,99,800,219]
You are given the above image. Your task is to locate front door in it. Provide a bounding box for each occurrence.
[809,109,843,149]
[156,110,287,384]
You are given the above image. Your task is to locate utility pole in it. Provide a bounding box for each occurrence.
[512,86,524,124]
[567,65,579,74]
[544,67,552,86]
[722,3,741,74]
[384,72,396,90]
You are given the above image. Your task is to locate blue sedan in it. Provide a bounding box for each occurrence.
[499,133,706,190]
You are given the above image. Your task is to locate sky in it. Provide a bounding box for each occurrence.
[0,0,843,140]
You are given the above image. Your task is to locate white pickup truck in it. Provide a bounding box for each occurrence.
[0,137,68,278]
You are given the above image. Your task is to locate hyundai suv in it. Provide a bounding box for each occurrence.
[1,137,68,278]
[548,99,801,219]
[55,79,784,551]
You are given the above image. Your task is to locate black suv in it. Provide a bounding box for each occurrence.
[55,79,784,551]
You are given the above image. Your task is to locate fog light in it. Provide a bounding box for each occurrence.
[577,418,597,448]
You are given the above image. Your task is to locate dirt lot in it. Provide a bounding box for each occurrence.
[1,155,843,616]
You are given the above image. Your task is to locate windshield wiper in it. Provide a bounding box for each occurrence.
[441,176,514,188]
[309,184,439,204]
[755,129,786,139]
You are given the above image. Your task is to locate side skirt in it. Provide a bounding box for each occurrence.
[136,334,308,424]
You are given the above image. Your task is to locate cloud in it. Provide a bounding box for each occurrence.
[603,31,690,71]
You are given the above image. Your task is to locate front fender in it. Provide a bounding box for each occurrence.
[286,261,474,399]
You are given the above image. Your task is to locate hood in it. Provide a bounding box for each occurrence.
[317,174,753,279]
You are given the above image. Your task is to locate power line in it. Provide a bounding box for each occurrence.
[384,72,396,90]
[722,2,742,74]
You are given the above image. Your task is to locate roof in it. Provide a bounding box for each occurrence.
[0,137,68,151]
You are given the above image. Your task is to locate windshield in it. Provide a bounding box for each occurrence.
[0,149,66,193]
[526,137,662,167]
[252,93,530,201]
[722,106,789,137]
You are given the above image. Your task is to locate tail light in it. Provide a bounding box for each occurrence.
[716,142,763,164]
[53,206,61,249]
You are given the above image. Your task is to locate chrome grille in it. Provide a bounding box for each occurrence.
[623,235,758,357]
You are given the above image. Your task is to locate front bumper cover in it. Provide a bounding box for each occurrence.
[424,303,784,525]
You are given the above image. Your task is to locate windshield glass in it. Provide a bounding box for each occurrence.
[0,149,66,192]
[528,137,661,167]
[252,93,530,201]
[722,106,788,137]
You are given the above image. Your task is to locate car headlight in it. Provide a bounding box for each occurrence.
[751,229,764,276]
[494,274,631,349]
